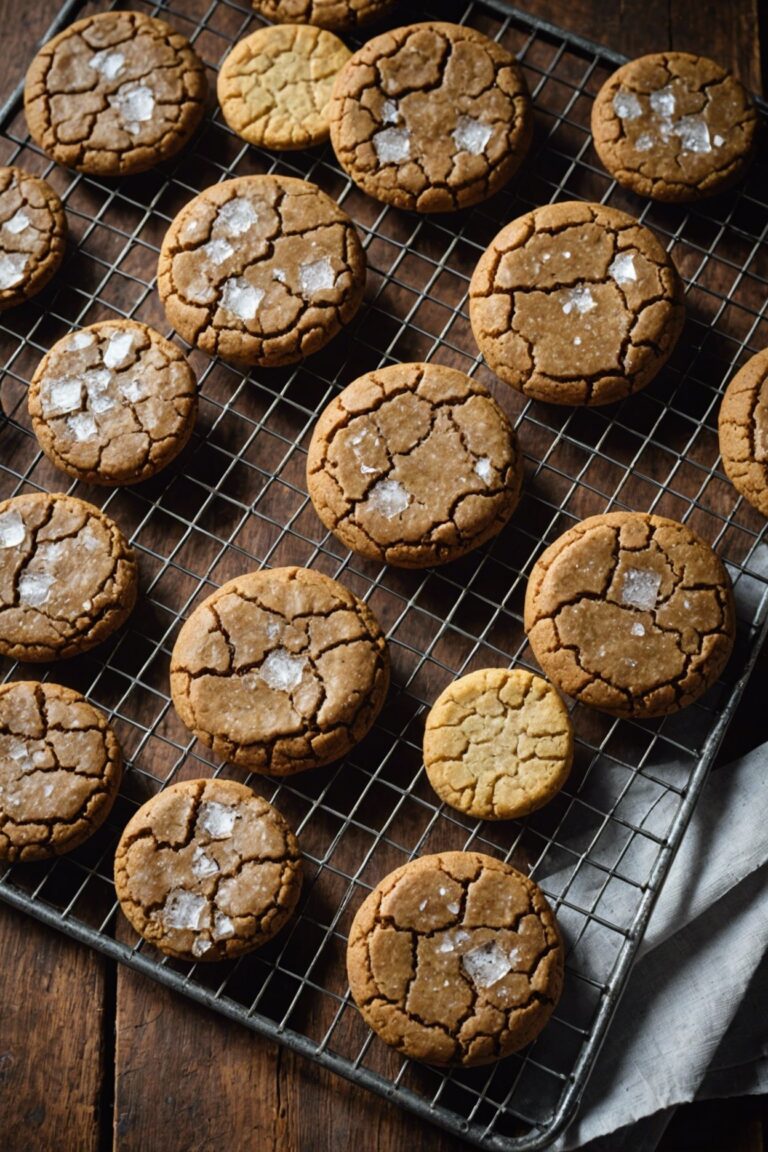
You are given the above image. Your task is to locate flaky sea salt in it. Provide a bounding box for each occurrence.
[621,567,662,611]
[110,83,155,133]
[561,284,597,316]
[259,648,306,692]
[452,115,492,156]
[368,478,410,519]
[204,237,234,265]
[0,509,25,548]
[198,802,237,840]
[212,911,235,941]
[474,457,493,484]
[192,937,212,959]
[3,210,29,234]
[631,621,646,637]
[163,889,207,931]
[635,132,654,151]
[0,252,27,289]
[220,277,264,321]
[382,99,399,125]
[44,377,82,417]
[373,127,410,164]
[18,571,54,606]
[69,331,95,351]
[103,330,134,369]
[90,49,125,81]
[612,89,642,120]
[120,379,144,403]
[299,256,335,297]
[67,412,98,442]
[609,252,638,285]
[217,197,258,236]
[649,85,676,117]
[192,845,219,879]
[461,940,514,988]
[674,115,711,154]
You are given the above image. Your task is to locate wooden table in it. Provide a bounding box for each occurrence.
[1,2,766,1150]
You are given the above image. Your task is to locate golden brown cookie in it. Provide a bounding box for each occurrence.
[306,363,522,568]
[346,851,563,1066]
[114,778,302,962]
[218,24,351,150]
[0,167,66,311]
[0,492,138,662]
[423,669,572,821]
[0,681,122,863]
[328,22,532,213]
[28,320,198,486]
[170,566,389,774]
[157,175,366,367]
[718,349,768,517]
[24,11,207,177]
[469,200,685,406]
[252,0,398,30]
[524,512,735,718]
[591,52,757,203]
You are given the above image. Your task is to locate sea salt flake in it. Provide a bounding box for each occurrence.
[192,937,212,959]
[437,937,455,954]
[368,478,410,520]
[42,782,54,798]
[69,331,95,350]
[110,83,155,129]
[674,115,711,154]
[373,126,410,164]
[186,275,216,305]
[613,89,642,120]
[561,284,597,316]
[573,336,582,346]
[474,457,493,484]
[212,911,235,941]
[272,268,286,283]
[44,377,82,417]
[418,899,428,911]
[0,252,27,289]
[452,115,492,156]
[19,571,55,607]
[299,256,335,296]
[90,49,125,81]
[461,940,514,988]
[4,210,29,234]
[382,99,399,124]
[120,379,143,403]
[204,237,234,265]
[163,889,207,931]
[446,901,460,915]
[0,509,27,548]
[103,330,134,369]
[217,197,258,236]
[650,85,676,117]
[631,621,646,637]
[609,252,638,285]
[198,802,237,840]
[67,412,98,442]
[192,845,219,879]
[621,567,662,611]
[635,132,654,151]
[714,133,725,147]
[8,740,28,763]
[259,648,306,692]
[220,276,264,321]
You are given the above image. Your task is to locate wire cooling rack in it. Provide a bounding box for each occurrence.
[1,1,767,1148]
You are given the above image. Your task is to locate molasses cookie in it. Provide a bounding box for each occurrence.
[329,22,532,212]
[28,320,198,486]
[0,680,122,863]
[0,492,138,662]
[591,52,757,202]
[0,167,66,311]
[718,348,768,517]
[170,566,389,773]
[524,511,735,718]
[157,175,366,366]
[24,11,207,177]
[346,851,563,1066]
[218,24,351,150]
[469,200,685,406]
[114,778,302,962]
[307,362,522,567]
[252,0,398,31]
[423,668,573,821]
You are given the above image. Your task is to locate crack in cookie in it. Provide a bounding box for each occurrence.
[718,348,768,518]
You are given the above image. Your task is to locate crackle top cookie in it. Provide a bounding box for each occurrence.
[218,24,351,150]
[591,52,757,203]
[252,0,398,30]
[0,167,66,312]
[718,349,768,518]
[306,362,522,568]
[157,175,366,367]
[0,680,122,863]
[115,778,302,962]
[24,11,207,177]
[347,851,563,1066]
[28,320,197,486]
[170,566,390,774]
[329,22,532,213]
[0,493,138,663]
[524,512,735,718]
[469,200,685,406]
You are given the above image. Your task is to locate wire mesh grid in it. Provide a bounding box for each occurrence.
[0,0,767,1148]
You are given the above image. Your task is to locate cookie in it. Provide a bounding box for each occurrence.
[591,52,758,203]
[252,0,398,31]
[170,566,389,774]
[423,669,572,821]
[718,349,768,517]
[346,851,563,1066]
[218,24,351,150]
[306,362,522,568]
[114,778,302,962]
[469,200,685,406]
[24,11,207,177]
[524,512,735,718]
[328,22,532,213]
[0,167,66,311]
[0,681,122,863]
[157,175,366,367]
[28,320,198,486]
[0,493,138,663]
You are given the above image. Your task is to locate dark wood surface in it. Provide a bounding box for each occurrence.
[0,3,765,1150]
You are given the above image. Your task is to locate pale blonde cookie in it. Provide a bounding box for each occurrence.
[423,669,573,821]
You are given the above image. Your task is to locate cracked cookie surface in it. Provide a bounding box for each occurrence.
[170,566,390,774]
[0,680,122,863]
[469,200,685,406]
[0,492,138,662]
[0,167,66,311]
[307,362,522,567]
[524,512,735,718]
[328,22,532,213]
[157,174,366,367]
[114,778,302,961]
[252,0,398,31]
[718,349,768,518]
[347,851,563,1066]
[591,53,757,203]
[423,669,572,821]
[218,24,351,150]
[24,11,207,177]
[28,320,197,486]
